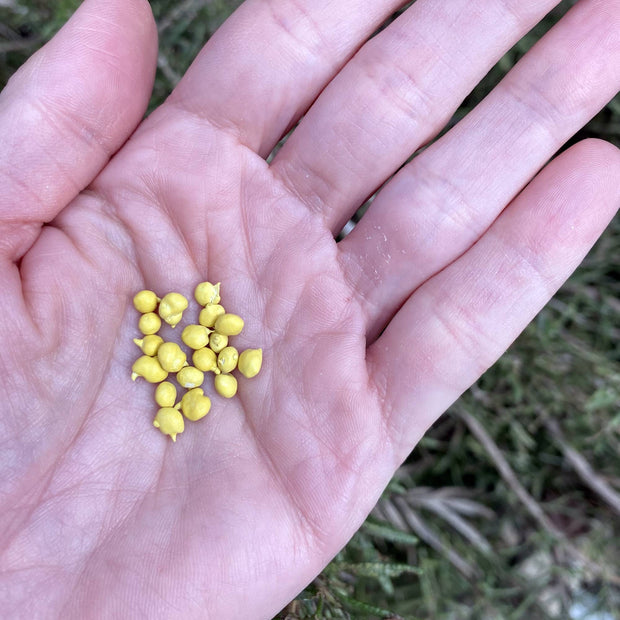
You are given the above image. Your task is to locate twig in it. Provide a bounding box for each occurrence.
[544,417,620,518]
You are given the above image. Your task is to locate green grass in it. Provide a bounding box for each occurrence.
[1,1,619,618]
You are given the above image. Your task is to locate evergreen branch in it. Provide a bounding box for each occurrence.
[362,520,419,547]
[456,405,620,586]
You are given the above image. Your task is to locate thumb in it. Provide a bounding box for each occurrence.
[0,0,158,261]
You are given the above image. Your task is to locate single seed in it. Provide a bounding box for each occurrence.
[133,334,164,356]
[157,342,187,373]
[194,281,221,305]
[153,407,184,441]
[160,292,188,313]
[181,386,203,405]
[238,348,262,378]
[177,366,205,389]
[167,312,183,328]
[155,381,177,408]
[214,373,237,398]
[159,292,188,327]
[198,304,225,328]
[133,290,159,313]
[209,332,228,353]
[214,313,244,336]
[181,388,211,422]
[138,312,161,335]
[192,347,220,374]
[217,346,239,373]
[182,324,211,350]
[132,356,168,383]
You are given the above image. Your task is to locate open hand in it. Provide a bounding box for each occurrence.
[1,0,618,617]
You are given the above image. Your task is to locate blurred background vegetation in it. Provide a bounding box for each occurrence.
[1,1,618,618]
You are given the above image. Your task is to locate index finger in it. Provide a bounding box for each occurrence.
[166,0,405,156]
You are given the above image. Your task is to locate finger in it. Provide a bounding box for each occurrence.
[367,139,620,461]
[338,0,620,337]
[0,0,157,261]
[270,0,562,231]
[165,0,404,156]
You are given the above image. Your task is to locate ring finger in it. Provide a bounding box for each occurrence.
[338,0,620,338]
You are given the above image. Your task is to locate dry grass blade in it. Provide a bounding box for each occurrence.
[409,487,495,518]
[0,21,20,39]
[372,497,409,531]
[393,497,478,579]
[406,489,494,555]
[544,417,620,518]
[157,0,211,34]
[0,37,41,53]
[375,495,479,580]
[157,52,181,87]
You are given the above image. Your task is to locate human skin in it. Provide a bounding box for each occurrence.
[0,0,618,617]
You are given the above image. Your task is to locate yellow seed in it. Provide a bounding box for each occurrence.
[194,281,221,305]
[158,292,188,327]
[138,312,161,335]
[157,342,187,373]
[238,348,262,378]
[192,347,220,374]
[214,313,244,336]
[160,292,188,313]
[198,304,225,328]
[153,407,184,441]
[215,313,243,336]
[131,356,168,383]
[133,290,159,313]
[217,346,239,373]
[214,373,237,398]
[182,324,211,350]
[181,388,211,422]
[167,312,183,328]
[155,381,177,408]
[181,386,203,402]
[209,332,228,353]
[177,366,205,389]
[133,334,164,356]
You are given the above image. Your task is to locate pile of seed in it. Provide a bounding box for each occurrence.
[131,282,262,441]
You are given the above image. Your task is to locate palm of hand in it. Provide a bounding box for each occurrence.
[2,0,619,618]
[6,71,410,619]
[5,110,382,615]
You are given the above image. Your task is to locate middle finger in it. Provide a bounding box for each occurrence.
[270,0,562,232]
